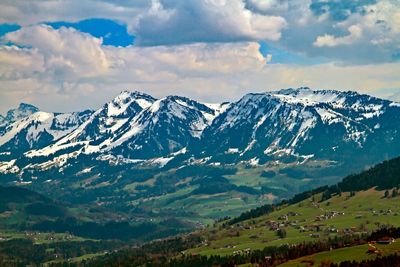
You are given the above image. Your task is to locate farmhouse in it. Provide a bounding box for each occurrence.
[377,237,395,244]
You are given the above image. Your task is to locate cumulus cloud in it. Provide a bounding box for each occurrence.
[4,25,109,78]
[0,0,399,64]
[275,0,400,64]
[309,0,377,21]
[314,24,363,47]
[132,0,287,45]
[1,24,399,114]
[0,25,269,112]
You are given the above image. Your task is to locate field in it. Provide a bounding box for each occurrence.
[187,188,400,257]
[0,230,89,244]
[43,252,107,266]
[279,239,400,266]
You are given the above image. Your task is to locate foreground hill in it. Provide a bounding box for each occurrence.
[178,156,400,263]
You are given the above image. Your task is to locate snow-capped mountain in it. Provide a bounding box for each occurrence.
[0,103,40,135]
[109,95,224,159]
[0,110,92,157]
[201,87,400,165]
[1,88,400,173]
[22,91,156,159]
[5,103,39,123]
[25,93,226,161]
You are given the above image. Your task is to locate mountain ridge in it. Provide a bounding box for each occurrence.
[1,87,400,174]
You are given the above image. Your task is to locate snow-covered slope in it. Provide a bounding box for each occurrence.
[0,110,92,156]
[0,103,40,135]
[5,103,39,122]
[25,91,156,158]
[201,87,400,164]
[27,93,222,160]
[109,95,220,158]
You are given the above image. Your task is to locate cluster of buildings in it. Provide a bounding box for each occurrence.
[315,211,345,222]
[232,247,251,256]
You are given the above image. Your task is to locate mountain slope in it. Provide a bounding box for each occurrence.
[200,87,400,166]
[29,91,157,156]
[9,87,400,168]
[0,110,92,157]
[110,95,222,159]
[0,115,7,135]
[26,93,225,161]
[5,103,39,123]
[0,103,40,135]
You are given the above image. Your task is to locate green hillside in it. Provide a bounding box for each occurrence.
[279,240,400,267]
[187,188,400,256]
[179,156,400,265]
[0,185,192,241]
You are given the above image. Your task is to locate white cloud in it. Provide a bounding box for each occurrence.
[0,25,269,112]
[132,0,287,45]
[0,0,399,64]
[0,0,147,26]
[299,0,400,63]
[1,24,399,114]
[4,25,109,78]
[314,24,363,47]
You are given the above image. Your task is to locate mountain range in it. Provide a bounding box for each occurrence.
[1,87,400,172]
[1,87,400,222]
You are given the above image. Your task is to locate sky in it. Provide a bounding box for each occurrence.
[0,0,400,114]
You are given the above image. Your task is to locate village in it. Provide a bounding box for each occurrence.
[189,192,400,257]
[0,231,81,243]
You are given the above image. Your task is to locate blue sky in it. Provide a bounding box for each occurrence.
[47,19,135,47]
[0,0,399,113]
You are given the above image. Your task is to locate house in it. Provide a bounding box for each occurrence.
[279,214,288,221]
[367,246,379,254]
[377,237,395,244]
[243,248,251,253]
[287,211,298,216]
[329,227,338,233]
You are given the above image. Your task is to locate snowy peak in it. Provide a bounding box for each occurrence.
[105,90,156,118]
[5,103,39,122]
[107,95,222,158]
[270,87,390,108]
[54,90,156,143]
[0,110,92,155]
